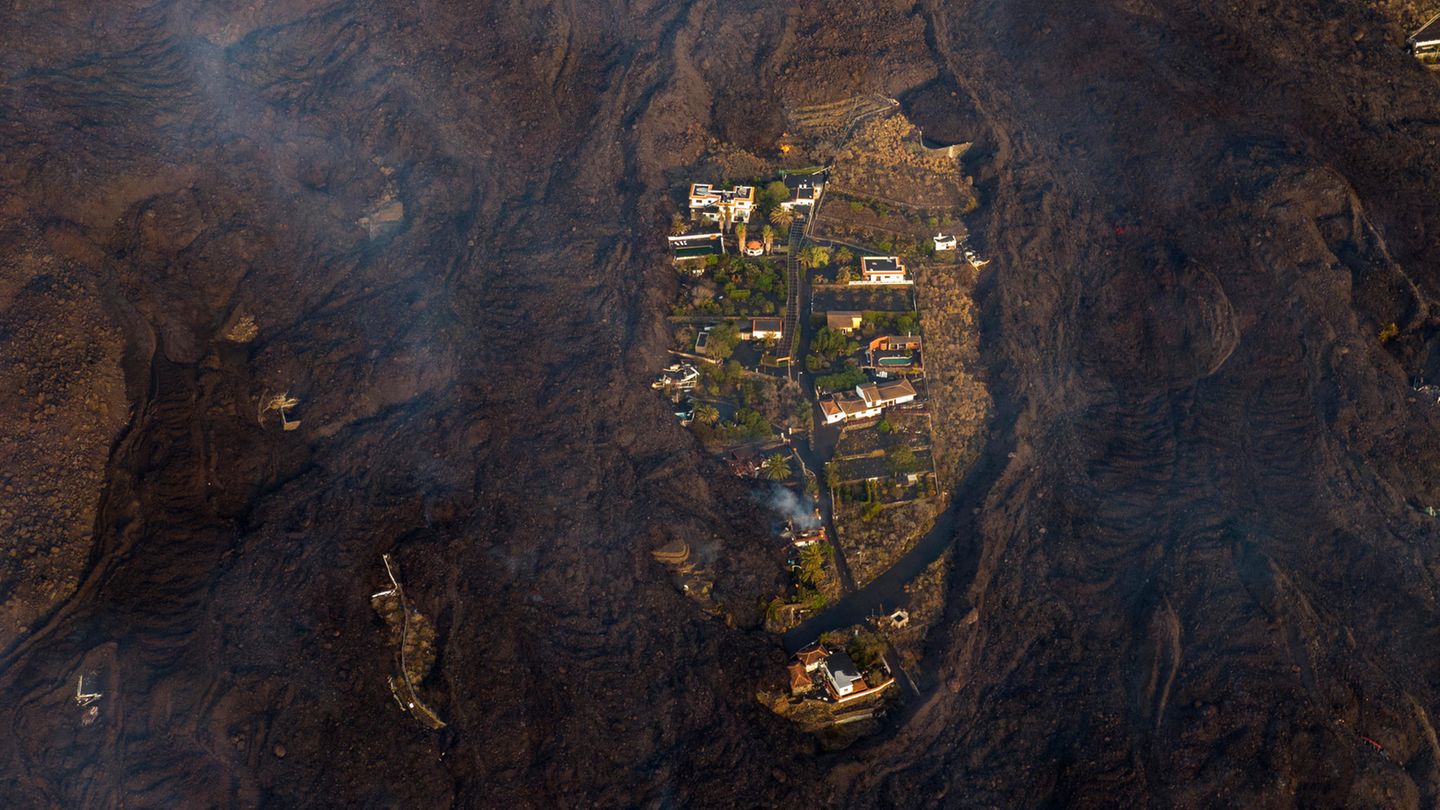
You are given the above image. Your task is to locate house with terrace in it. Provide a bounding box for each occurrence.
[787,644,831,696]
[688,183,755,226]
[853,256,911,285]
[820,378,918,424]
[668,231,725,271]
[785,644,894,703]
[866,335,923,374]
[780,172,825,213]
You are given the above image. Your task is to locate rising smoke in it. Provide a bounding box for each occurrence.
[762,484,820,530]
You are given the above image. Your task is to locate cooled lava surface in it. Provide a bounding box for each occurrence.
[4,0,1440,807]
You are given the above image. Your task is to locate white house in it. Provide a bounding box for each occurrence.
[819,378,917,424]
[780,173,825,212]
[820,652,866,699]
[933,233,957,251]
[858,379,917,409]
[749,318,784,340]
[688,183,755,225]
[743,239,765,257]
[853,256,911,285]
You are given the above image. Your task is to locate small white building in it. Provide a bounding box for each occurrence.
[743,239,765,257]
[780,173,825,212]
[853,256,912,285]
[933,233,957,251]
[749,318,784,341]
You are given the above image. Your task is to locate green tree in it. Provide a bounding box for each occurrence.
[694,403,720,426]
[765,596,785,625]
[706,322,741,360]
[895,312,919,335]
[763,453,791,481]
[810,327,854,361]
[763,180,790,211]
[836,265,852,284]
[846,630,888,672]
[887,444,918,477]
[671,214,690,235]
[824,462,841,491]
[769,207,795,230]
[799,245,831,270]
[816,367,867,392]
[833,247,853,266]
[798,543,827,586]
[735,221,747,248]
[762,224,775,254]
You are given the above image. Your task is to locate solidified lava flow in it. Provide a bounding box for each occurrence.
[4,0,1440,807]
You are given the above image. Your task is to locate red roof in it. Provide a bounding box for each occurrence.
[794,645,829,668]
[787,662,813,693]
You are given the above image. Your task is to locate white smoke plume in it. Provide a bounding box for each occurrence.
[762,484,821,530]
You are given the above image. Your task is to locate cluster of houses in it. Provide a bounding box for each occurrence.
[786,643,894,703]
[667,173,827,264]
[820,377,918,425]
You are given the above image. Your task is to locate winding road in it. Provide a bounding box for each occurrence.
[779,206,978,657]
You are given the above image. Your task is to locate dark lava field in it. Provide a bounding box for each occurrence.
[6,0,1440,807]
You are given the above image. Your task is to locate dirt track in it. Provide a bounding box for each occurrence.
[4,0,1440,806]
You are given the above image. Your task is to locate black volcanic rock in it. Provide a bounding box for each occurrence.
[1,0,1440,807]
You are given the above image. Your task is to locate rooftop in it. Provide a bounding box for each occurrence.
[795,645,829,669]
[1413,12,1440,45]
[823,652,865,694]
[860,256,904,275]
[869,334,922,351]
[784,172,825,191]
[788,662,814,693]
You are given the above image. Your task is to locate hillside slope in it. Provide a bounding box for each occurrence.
[1,0,1440,807]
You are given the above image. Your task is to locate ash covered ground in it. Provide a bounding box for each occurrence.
[4,0,1440,807]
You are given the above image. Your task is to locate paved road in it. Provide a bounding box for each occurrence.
[783,219,804,377]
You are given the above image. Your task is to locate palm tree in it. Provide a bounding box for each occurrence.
[833,246,853,266]
[762,224,775,254]
[670,214,690,236]
[769,207,795,230]
[798,245,830,271]
[764,453,792,481]
[798,544,826,586]
[694,403,720,426]
[735,222,747,251]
